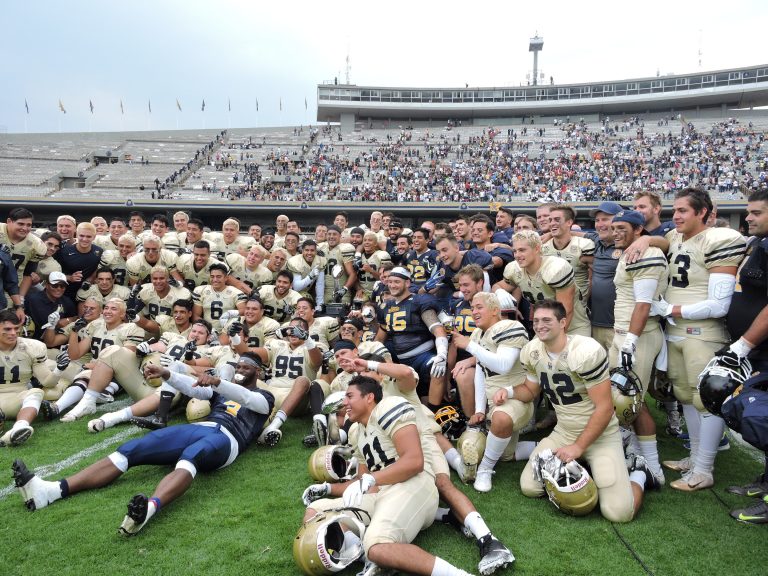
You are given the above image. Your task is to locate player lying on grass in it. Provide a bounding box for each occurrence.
[12,353,273,536]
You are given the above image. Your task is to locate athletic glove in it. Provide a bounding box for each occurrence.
[72,317,88,332]
[56,348,71,371]
[649,297,675,324]
[43,311,60,331]
[308,266,321,280]
[342,473,376,507]
[183,341,197,361]
[301,482,331,506]
[227,321,244,337]
[332,286,348,303]
[159,353,175,367]
[80,281,91,291]
[135,341,153,358]
[620,334,637,371]
[291,326,309,341]
[427,352,448,378]
[219,310,240,324]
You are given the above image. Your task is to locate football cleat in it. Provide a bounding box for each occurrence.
[95,392,115,405]
[302,432,319,447]
[312,417,328,447]
[662,456,692,473]
[59,399,97,422]
[12,459,60,511]
[258,427,282,447]
[355,561,395,576]
[670,470,714,492]
[626,453,663,490]
[0,423,34,447]
[726,475,768,498]
[440,509,473,539]
[39,400,60,421]
[474,469,494,493]
[118,494,151,536]
[130,416,167,431]
[87,418,106,433]
[730,496,768,524]
[478,534,514,575]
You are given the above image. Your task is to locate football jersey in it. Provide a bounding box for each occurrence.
[437,250,493,300]
[242,316,280,348]
[287,253,327,297]
[308,316,340,350]
[177,254,218,291]
[99,250,130,286]
[35,257,62,284]
[83,318,144,359]
[76,284,131,306]
[358,250,392,296]
[192,285,247,332]
[257,285,302,323]
[613,247,668,333]
[155,314,192,338]
[521,335,614,434]
[0,223,46,275]
[225,254,273,291]
[159,331,194,360]
[469,319,528,389]
[542,236,595,302]
[321,242,355,302]
[138,284,193,320]
[58,320,95,363]
[265,339,318,387]
[0,337,47,386]
[358,339,392,362]
[126,250,179,284]
[199,344,236,369]
[450,299,477,338]
[664,227,746,341]
[405,249,439,287]
[377,294,439,358]
[503,255,590,335]
[94,234,120,252]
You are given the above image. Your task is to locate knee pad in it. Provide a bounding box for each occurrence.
[175,459,198,478]
[108,452,129,473]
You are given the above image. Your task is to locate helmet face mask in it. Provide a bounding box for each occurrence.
[534,449,598,517]
[698,356,752,417]
[610,367,643,426]
[308,446,358,482]
[648,367,675,402]
[293,511,366,575]
[434,405,467,441]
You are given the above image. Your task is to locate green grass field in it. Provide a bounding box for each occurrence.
[1,400,766,576]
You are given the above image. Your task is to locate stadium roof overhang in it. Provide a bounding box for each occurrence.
[317,65,768,122]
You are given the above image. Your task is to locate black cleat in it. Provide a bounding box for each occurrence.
[12,458,34,489]
[730,496,768,525]
[302,432,319,447]
[130,416,167,431]
[478,534,515,575]
[119,494,150,536]
[39,400,59,421]
[726,475,768,499]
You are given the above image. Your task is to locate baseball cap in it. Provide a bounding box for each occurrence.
[48,271,69,285]
[611,210,645,228]
[497,206,515,217]
[390,267,411,280]
[589,202,626,217]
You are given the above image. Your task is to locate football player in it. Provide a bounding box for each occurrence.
[405,227,439,293]
[375,267,449,404]
[257,270,302,323]
[225,244,273,293]
[125,235,183,286]
[453,292,533,492]
[217,217,255,257]
[0,207,47,298]
[494,230,590,336]
[633,188,746,491]
[94,216,128,252]
[467,216,515,285]
[0,310,58,446]
[287,239,326,307]
[30,231,63,288]
[291,297,340,351]
[75,267,130,315]
[541,205,595,303]
[357,231,392,300]
[13,355,274,536]
[449,264,484,418]
[98,233,135,286]
[192,262,247,333]
[218,296,280,353]
[434,235,493,309]
[318,225,357,306]
[130,266,192,330]
[176,240,218,291]
[517,300,650,522]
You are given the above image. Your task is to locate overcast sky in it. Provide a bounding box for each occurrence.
[2,0,766,134]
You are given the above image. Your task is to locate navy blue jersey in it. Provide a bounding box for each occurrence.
[487,246,515,285]
[377,293,438,357]
[647,221,675,237]
[207,387,275,452]
[438,249,493,300]
[405,249,439,287]
[451,298,476,361]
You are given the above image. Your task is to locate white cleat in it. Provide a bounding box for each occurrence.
[478,534,515,575]
[474,469,494,493]
[118,494,151,536]
[87,418,106,433]
[12,459,60,511]
[258,426,282,447]
[0,423,34,447]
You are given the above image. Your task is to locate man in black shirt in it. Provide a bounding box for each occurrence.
[25,271,77,343]
[55,222,103,301]
[12,353,273,536]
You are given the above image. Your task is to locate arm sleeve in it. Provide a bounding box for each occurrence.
[214,380,271,414]
[166,370,215,401]
[632,278,658,304]
[680,273,736,320]
[314,272,325,306]
[474,366,487,415]
[292,273,314,292]
[466,341,521,375]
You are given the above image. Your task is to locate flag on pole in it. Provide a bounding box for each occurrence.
[120,100,124,115]
[255,98,259,112]
[305,97,307,110]
[58,99,66,114]
[279,98,282,111]
[228,98,231,112]
[176,98,182,111]
[89,100,94,114]
[148,99,152,113]
[24,99,29,114]
[201,99,205,112]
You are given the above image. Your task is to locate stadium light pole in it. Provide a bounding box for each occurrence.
[529,35,544,87]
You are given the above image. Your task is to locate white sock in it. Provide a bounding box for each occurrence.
[56,385,86,411]
[629,470,647,491]
[681,403,701,458]
[444,448,462,473]
[432,556,468,576]
[102,407,133,428]
[338,429,348,444]
[12,419,31,430]
[637,436,662,476]
[145,499,158,522]
[104,381,120,395]
[270,410,287,429]
[515,441,537,461]
[696,412,725,475]
[479,432,510,472]
[463,511,491,540]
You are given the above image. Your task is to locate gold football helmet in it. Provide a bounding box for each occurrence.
[457,426,487,483]
[308,445,358,483]
[293,510,366,575]
[535,450,598,517]
[610,367,643,426]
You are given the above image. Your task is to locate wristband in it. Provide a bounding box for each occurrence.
[505,385,515,399]
[366,361,380,373]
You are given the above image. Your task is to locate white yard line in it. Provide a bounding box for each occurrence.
[0,426,141,500]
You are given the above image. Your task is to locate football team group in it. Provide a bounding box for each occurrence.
[1,187,767,576]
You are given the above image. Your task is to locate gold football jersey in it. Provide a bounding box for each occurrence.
[469,319,528,389]
[242,316,280,348]
[542,236,595,302]
[155,314,193,338]
[0,337,47,386]
[225,254,273,291]
[287,254,328,297]
[126,250,179,284]
[520,335,613,433]
[613,247,668,333]
[503,255,590,334]
[321,242,356,302]
[359,250,392,296]
[664,227,746,341]
[99,250,130,286]
[76,284,131,306]
[94,234,120,251]
[265,339,318,388]
[177,254,218,291]
[192,285,247,332]
[138,284,193,320]
[0,223,46,275]
[257,285,302,323]
[83,318,144,359]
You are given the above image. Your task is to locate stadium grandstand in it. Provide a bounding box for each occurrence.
[0,64,766,229]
